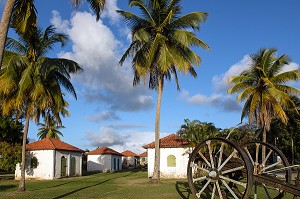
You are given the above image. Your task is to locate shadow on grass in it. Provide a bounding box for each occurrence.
[0,184,17,191]
[51,172,133,199]
[175,181,193,199]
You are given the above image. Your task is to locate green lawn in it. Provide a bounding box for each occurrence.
[0,171,192,199]
[0,171,296,198]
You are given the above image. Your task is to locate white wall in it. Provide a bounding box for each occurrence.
[15,150,55,180]
[147,147,191,179]
[87,154,122,172]
[15,150,83,180]
[55,150,83,178]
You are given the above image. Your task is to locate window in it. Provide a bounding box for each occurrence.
[31,157,38,168]
[167,155,176,167]
[141,157,145,161]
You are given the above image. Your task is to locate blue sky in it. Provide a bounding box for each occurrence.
[1,0,300,154]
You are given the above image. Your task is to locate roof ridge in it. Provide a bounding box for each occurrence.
[48,138,56,149]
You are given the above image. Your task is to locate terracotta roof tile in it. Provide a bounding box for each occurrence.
[86,146,123,156]
[121,150,138,157]
[139,152,147,157]
[142,134,189,149]
[26,138,84,152]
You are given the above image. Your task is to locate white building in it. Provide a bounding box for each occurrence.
[15,138,84,180]
[143,134,190,179]
[121,150,138,169]
[86,146,123,172]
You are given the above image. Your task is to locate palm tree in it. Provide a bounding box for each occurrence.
[177,119,220,147]
[0,25,82,191]
[117,0,209,182]
[228,48,300,159]
[177,119,202,147]
[37,113,65,140]
[0,0,106,67]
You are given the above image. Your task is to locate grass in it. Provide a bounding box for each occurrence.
[0,171,296,199]
[0,171,192,199]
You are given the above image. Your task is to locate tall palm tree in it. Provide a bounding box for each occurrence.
[0,0,106,68]
[118,0,209,182]
[228,48,300,159]
[0,25,82,191]
[37,113,65,140]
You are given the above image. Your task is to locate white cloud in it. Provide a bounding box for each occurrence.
[212,55,252,93]
[50,11,153,112]
[180,89,241,112]
[280,62,299,74]
[101,0,121,25]
[85,126,170,154]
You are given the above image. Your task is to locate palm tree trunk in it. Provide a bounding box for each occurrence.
[151,75,163,183]
[18,114,30,192]
[262,127,267,163]
[0,0,15,68]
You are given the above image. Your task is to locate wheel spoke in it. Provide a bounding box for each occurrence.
[218,149,237,171]
[262,149,273,166]
[190,162,210,173]
[219,175,247,188]
[262,183,272,199]
[206,140,215,169]
[262,160,281,172]
[193,176,207,183]
[196,179,211,198]
[221,180,239,199]
[217,143,225,168]
[216,181,223,199]
[211,184,216,199]
[244,147,255,165]
[222,165,244,175]
[255,143,260,164]
[198,151,212,167]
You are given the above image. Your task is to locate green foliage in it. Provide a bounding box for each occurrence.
[0,115,23,144]
[37,113,64,140]
[0,141,21,171]
[177,119,221,146]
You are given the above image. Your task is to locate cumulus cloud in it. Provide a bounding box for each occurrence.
[212,55,252,93]
[87,111,120,122]
[50,11,153,112]
[85,126,169,154]
[101,0,121,25]
[180,89,241,112]
[280,62,299,74]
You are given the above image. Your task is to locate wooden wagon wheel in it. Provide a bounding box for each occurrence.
[242,141,291,199]
[187,137,253,199]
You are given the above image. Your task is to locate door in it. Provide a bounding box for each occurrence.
[113,158,116,171]
[61,156,67,177]
[71,157,76,176]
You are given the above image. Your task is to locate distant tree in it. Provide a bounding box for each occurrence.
[0,141,22,171]
[222,124,258,145]
[228,48,300,158]
[177,119,221,146]
[0,114,24,144]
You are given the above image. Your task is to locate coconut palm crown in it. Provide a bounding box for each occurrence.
[0,25,82,191]
[228,48,300,143]
[117,0,209,182]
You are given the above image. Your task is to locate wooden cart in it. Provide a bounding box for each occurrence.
[187,137,300,199]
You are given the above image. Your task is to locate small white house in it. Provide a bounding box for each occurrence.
[86,146,123,172]
[139,152,148,166]
[15,138,84,180]
[143,134,190,179]
[121,150,138,169]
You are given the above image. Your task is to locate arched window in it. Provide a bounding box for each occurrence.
[167,155,176,167]
[31,157,38,168]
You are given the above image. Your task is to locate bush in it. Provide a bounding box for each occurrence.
[0,141,21,171]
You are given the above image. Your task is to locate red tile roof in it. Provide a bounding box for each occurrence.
[139,152,147,157]
[26,138,84,152]
[121,150,138,157]
[86,146,123,156]
[142,134,189,149]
